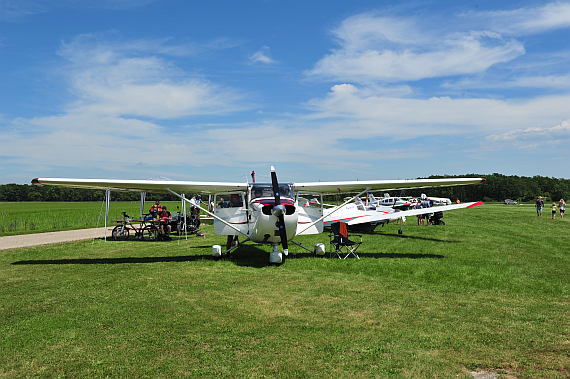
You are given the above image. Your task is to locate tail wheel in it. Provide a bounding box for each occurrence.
[112,225,129,241]
[142,226,159,241]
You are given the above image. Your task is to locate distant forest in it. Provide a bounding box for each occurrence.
[1,174,569,204]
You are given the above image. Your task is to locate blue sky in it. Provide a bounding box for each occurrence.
[1,0,569,184]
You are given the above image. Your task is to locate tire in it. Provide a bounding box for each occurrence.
[142,226,159,241]
[112,225,129,241]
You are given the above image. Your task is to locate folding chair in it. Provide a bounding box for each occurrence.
[329,222,362,259]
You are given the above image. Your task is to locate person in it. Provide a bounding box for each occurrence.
[159,206,172,239]
[420,197,431,226]
[149,200,163,218]
[218,197,228,208]
[559,199,566,220]
[190,194,203,219]
[230,194,242,207]
[226,234,239,254]
[414,200,422,225]
[536,196,544,216]
[551,202,557,220]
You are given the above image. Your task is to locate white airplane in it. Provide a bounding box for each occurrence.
[410,194,452,205]
[32,167,485,264]
[324,195,483,233]
[366,192,411,210]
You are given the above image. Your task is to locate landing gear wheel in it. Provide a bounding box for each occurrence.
[398,229,403,234]
[112,225,129,241]
[142,226,159,241]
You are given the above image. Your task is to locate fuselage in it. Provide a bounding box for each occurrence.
[248,196,298,245]
[213,182,299,245]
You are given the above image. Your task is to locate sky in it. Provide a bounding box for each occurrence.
[1,0,569,185]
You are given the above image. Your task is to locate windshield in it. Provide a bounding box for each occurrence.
[250,183,293,199]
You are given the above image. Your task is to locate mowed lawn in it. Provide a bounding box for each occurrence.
[0,203,568,378]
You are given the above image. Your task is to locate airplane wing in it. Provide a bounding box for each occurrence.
[32,176,485,196]
[293,178,485,194]
[31,178,248,194]
[346,201,484,226]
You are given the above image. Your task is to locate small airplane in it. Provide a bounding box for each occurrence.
[409,194,452,206]
[32,168,485,264]
[324,195,483,233]
[366,192,411,210]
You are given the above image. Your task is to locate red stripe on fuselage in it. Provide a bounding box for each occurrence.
[251,199,295,207]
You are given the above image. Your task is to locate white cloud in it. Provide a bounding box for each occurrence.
[305,13,525,83]
[249,46,276,64]
[467,2,570,37]
[305,84,570,137]
[0,33,253,174]
[486,119,570,149]
[443,74,570,90]
[56,33,247,119]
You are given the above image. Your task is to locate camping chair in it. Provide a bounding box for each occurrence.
[329,222,362,259]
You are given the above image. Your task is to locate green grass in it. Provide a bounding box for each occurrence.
[1,204,569,378]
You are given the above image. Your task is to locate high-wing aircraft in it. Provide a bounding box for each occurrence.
[32,168,485,264]
[366,192,411,210]
[323,196,483,233]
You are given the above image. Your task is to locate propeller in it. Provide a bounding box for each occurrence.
[270,166,288,257]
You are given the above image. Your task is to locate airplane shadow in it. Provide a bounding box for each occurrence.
[11,239,447,267]
[11,255,211,266]
[355,230,460,243]
[291,251,445,260]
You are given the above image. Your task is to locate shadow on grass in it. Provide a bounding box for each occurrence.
[291,251,445,259]
[10,244,278,268]
[11,241,444,267]
[11,255,212,265]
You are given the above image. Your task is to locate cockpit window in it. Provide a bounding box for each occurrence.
[251,183,293,199]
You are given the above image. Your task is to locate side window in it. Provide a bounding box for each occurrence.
[215,193,244,209]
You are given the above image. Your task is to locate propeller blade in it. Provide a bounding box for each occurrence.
[270,166,288,254]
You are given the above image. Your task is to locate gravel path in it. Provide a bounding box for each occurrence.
[0,228,109,250]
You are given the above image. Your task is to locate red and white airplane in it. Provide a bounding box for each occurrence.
[32,167,485,264]
[323,196,483,233]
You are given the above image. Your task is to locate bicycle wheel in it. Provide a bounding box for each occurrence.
[112,225,129,241]
[142,226,159,241]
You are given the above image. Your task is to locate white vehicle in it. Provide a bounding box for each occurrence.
[324,196,483,233]
[33,168,485,264]
[366,192,411,210]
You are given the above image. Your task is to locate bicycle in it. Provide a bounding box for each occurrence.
[112,212,151,241]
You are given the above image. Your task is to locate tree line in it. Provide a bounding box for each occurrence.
[406,173,570,204]
[0,184,180,203]
[1,173,569,203]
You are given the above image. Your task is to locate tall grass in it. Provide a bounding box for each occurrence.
[0,204,568,378]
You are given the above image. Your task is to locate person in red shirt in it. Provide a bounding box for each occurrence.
[159,206,172,240]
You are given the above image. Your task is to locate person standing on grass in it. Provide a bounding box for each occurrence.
[551,202,557,220]
[559,199,565,220]
[536,196,544,216]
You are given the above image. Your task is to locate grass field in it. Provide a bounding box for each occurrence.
[1,203,569,378]
[0,201,184,236]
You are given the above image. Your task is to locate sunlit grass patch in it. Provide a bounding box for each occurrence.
[1,204,569,378]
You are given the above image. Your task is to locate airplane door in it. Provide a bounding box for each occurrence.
[213,193,248,235]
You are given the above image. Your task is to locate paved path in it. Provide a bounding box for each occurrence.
[0,228,109,250]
